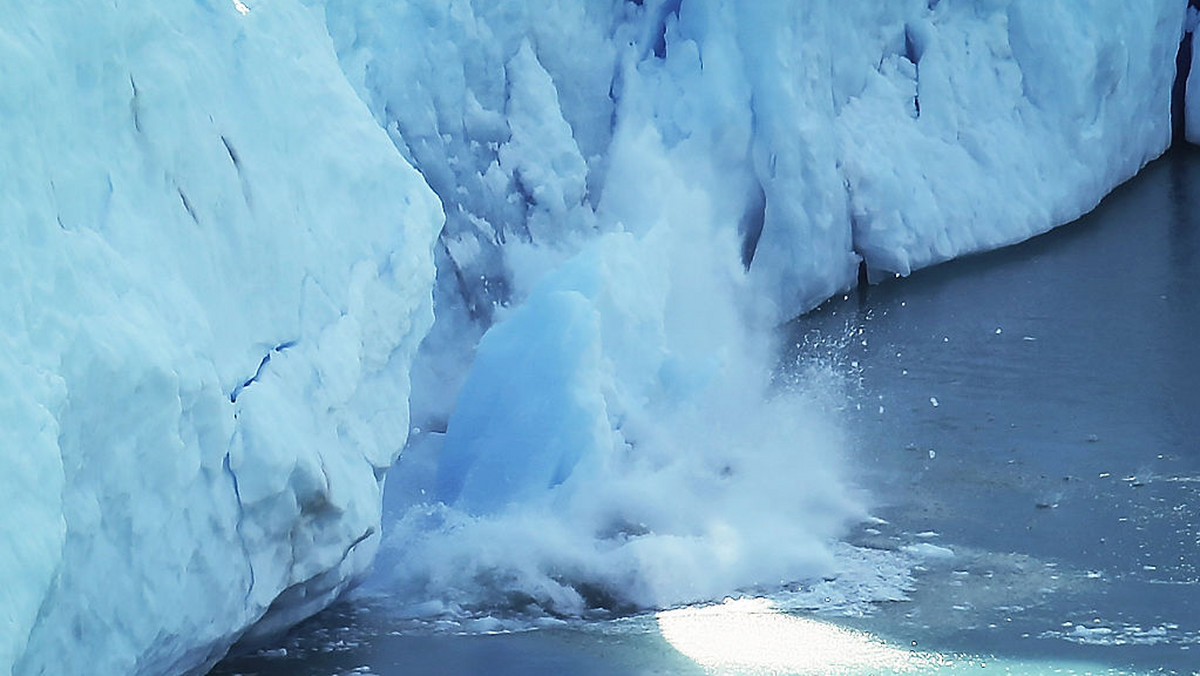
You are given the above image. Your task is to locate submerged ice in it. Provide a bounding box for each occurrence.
[2,0,1197,675]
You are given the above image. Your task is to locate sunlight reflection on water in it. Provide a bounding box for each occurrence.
[655,596,1157,675]
[656,597,942,675]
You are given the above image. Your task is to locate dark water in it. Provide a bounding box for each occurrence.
[792,144,1200,674]
[211,147,1200,676]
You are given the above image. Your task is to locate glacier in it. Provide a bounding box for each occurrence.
[0,2,440,675]
[2,0,1197,675]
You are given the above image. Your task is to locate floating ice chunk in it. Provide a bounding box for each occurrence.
[436,285,609,513]
[901,543,956,561]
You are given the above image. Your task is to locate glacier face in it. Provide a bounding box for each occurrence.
[0,2,439,675]
[326,0,1183,330]
[840,0,1182,278]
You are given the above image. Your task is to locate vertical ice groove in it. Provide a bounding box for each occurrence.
[222,450,256,604]
[220,135,241,171]
[1184,2,1200,144]
[129,74,142,133]
[177,187,199,224]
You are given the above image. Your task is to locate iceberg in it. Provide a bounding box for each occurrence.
[0,1,439,675]
[3,0,1197,674]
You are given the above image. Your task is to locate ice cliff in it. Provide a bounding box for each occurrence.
[0,2,439,675]
[1,0,1195,675]
[327,0,1182,330]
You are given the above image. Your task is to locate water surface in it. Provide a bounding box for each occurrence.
[793,144,1200,674]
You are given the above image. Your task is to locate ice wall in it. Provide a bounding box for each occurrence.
[0,2,439,675]
[840,0,1183,278]
[325,0,1186,429]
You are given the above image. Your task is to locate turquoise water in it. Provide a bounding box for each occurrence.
[211,147,1200,676]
